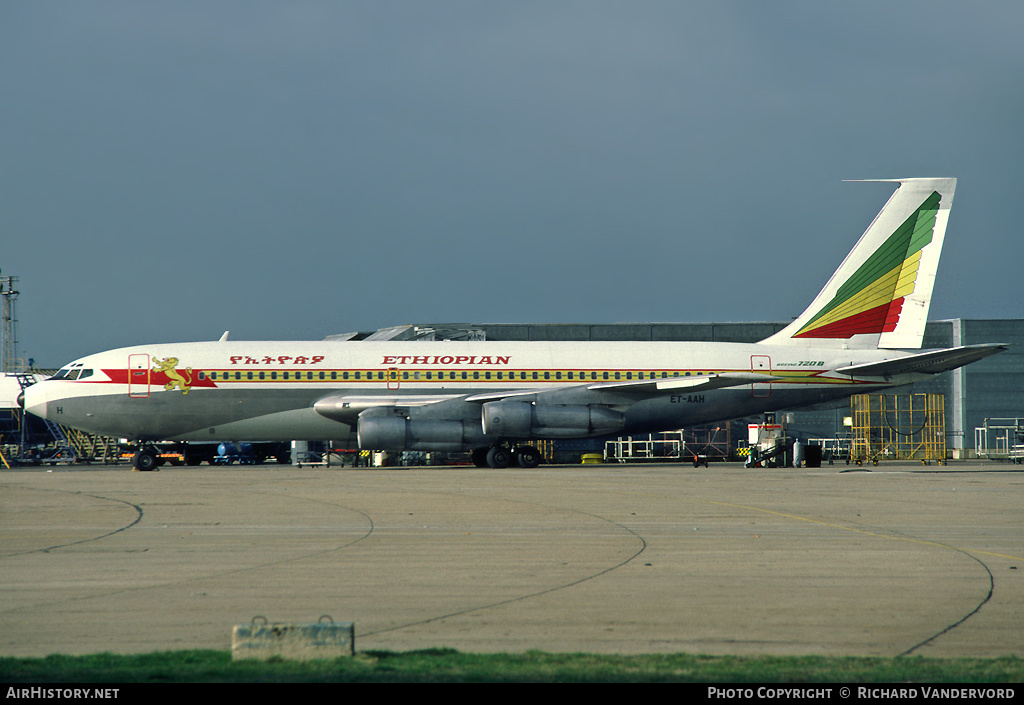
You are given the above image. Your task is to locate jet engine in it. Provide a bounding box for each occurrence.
[480,401,624,438]
[357,416,486,452]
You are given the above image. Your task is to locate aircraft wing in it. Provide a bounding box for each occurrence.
[586,371,779,393]
[836,344,1008,378]
[464,371,777,403]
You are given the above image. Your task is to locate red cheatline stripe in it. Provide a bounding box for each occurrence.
[102,369,218,388]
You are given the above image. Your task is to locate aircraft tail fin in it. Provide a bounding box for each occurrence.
[761,178,956,350]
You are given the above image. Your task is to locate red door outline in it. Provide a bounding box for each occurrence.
[750,355,772,398]
[129,354,151,398]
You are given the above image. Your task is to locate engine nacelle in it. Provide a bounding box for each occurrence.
[357,416,481,451]
[481,401,624,439]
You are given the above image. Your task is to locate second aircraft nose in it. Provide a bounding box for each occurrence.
[21,383,50,422]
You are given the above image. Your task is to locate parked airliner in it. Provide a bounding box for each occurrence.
[24,178,1005,470]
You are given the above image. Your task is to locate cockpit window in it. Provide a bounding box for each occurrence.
[52,363,87,381]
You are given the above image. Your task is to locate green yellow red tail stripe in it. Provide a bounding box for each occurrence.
[794,191,941,339]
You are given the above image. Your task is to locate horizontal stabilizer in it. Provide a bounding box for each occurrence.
[836,344,1007,378]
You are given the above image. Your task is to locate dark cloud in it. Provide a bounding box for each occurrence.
[2,1,1022,365]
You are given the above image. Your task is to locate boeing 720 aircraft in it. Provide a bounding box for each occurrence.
[24,178,1005,470]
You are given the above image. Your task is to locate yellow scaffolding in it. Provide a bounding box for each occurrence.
[850,394,946,465]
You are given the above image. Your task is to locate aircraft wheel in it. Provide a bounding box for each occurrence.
[471,448,490,468]
[516,446,541,469]
[134,447,158,472]
[486,446,512,469]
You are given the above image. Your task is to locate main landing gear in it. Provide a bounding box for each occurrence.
[472,444,542,469]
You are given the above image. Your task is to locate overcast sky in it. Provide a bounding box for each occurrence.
[2,1,1022,367]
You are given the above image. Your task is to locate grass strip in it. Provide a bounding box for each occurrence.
[2,650,1023,683]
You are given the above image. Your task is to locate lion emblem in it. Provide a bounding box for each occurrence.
[153,356,192,394]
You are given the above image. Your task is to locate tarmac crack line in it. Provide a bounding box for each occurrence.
[700,499,1024,562]
[698,498,1001,658]
[0,487,376,615]
[359,505,647,640]
[897,549,994,657]
[0,487,143,558]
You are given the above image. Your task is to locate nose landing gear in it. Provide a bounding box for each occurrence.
[132,445,160,472]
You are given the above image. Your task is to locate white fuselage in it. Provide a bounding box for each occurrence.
[23,339,912,446]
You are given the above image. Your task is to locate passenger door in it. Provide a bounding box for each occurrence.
[750,355,772,398]
[128,354,150,398]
